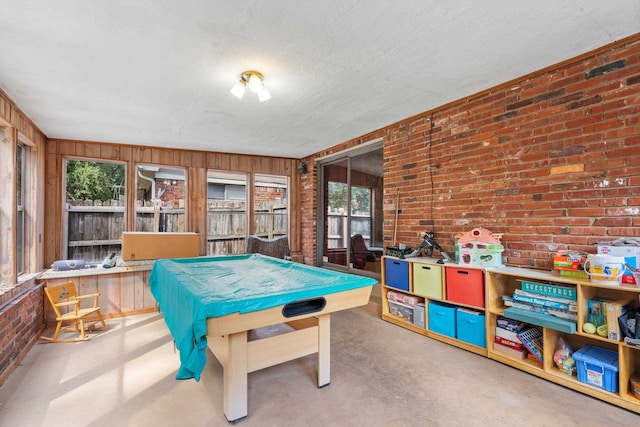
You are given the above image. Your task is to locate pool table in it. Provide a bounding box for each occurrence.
[149,254,377,422]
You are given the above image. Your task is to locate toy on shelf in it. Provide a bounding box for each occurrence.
[455,228,504,268]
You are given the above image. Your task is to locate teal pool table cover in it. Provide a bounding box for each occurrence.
[149,254,377,380]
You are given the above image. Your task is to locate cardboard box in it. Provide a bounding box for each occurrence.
[493,342,528,360]
[122,232,199,261]
[596,244,640,284]
[605,299,630,341]
[587,298,607,327]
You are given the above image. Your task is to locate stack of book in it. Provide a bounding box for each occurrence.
[502,280,577,322]
[493,316,529,360]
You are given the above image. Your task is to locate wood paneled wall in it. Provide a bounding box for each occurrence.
[44,140,301,266]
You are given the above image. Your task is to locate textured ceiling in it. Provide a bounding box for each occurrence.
[0,1,638,158]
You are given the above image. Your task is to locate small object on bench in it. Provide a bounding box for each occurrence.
[41,281,107,342]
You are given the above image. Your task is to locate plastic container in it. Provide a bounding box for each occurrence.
[584,254,626,285]
[388,301,414,323]
[572,345,619,392]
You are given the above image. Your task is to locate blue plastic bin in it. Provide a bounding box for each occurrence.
[572,345,619,392]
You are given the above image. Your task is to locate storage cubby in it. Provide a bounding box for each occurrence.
[381,258,640,413]
[381,256,487,356]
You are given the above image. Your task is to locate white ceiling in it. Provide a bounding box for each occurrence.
[0,1,638,159]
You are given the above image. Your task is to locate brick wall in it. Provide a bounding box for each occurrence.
[301,35,640,269]
[0,284,45,385]
[254,186,286,205]
[155,179,185,208]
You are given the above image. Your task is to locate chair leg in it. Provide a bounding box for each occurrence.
[79,319,86,340]
[97,311,107,330]
[52,321,62,341]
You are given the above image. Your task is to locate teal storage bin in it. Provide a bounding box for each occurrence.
[384,258,410,291]
[428,301,457,338]
[456,308,486,348]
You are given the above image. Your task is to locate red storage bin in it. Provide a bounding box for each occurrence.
[446,267,485,308]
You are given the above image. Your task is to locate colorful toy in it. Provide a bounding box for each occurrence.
[455,227,504,268]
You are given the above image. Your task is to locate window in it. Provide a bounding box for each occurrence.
[16,144,25,274]
[253,174,288,239]
[63,158,126,262]
[327,182,372,248]
[206,171,247,254]
[135,165,186,232]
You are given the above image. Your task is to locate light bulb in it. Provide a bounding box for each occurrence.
[258,88,271,102]
[248,73,263,93]
[230,81,245,99]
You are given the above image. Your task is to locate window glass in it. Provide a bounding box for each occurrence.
[16,144,24,274]
[207,171,247,254]
[135,165,186,232]
[64,159,126,262]
[253,174,288,239]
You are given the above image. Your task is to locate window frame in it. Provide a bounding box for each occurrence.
[16,143,25,275]
[134,164,188,233]
[253,173,290,240]
[62,157,127,262]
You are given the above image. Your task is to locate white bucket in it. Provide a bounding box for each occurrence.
[584,254,626,285]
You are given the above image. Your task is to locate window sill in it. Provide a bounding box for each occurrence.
[0,275,39,311]
[37,260,155,280]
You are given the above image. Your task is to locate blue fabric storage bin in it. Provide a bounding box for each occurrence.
[428,301,457,338]
[384,258,410,291]
[456,308,486,348]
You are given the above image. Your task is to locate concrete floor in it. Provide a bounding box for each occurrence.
[1,288,638,426]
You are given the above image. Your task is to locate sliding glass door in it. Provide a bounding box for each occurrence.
[318,141,383,275]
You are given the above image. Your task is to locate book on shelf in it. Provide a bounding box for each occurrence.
[587,297,607,326]
[496,316,526,332]
[519,280,577,301]
[513,289,577,305]
[502,295,577,321]
[493,342,529,360]
[517,327,543,364]
[511,292,577,313]
[495,324,523,344]
[494,335,526,351]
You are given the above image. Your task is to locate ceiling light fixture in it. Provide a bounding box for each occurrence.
[230,70,271,102]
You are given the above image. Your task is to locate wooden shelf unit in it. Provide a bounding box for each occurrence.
[381,256,488,357]
[380,257,640,413]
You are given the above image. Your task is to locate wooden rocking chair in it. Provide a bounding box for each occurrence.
[41,281,107,342]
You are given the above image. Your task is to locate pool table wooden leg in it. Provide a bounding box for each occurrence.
[317,313,331,387]
[224,330,248,422]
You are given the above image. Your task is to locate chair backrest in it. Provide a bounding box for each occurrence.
[351,234,369,255]
[246,235,290,259]
[44,282,77,315]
